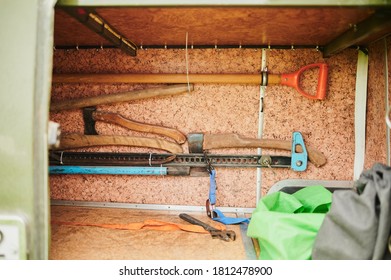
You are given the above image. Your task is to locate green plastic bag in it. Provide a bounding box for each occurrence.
[247,186,332,260]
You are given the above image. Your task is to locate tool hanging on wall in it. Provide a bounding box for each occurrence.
[49,151,292,176]
[82,107,186,144]
[50,84,194,111]
[49,166,168,176]
[51,131,325,170]
[50,85,190,154]
[52,63,328,100]
[54,133,184,154]
[188,133,326,167]
[49,151,291,168]
[49,131,316,176]
[204,153,250,225]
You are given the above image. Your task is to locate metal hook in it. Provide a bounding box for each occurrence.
[203,152,214,174]
[350,24,358,32]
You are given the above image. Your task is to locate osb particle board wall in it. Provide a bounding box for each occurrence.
[49,45,382,208]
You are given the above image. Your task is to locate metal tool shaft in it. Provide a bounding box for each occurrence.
[179,213,218,232]
[49,151,291,168]
[179,213,236,242]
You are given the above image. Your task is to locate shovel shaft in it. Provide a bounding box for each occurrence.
[54,73,263,84]
[52,63,327,100]
[53,73,283,85]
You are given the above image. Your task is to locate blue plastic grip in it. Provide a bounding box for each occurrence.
[49,166,167,175]
[291,132,308,172]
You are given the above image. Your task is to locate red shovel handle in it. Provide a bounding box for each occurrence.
[280,63,328,100]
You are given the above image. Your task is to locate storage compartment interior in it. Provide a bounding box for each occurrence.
[49,2,391,260]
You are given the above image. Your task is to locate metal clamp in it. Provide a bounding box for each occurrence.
[203,152,214,174]
[206,199,217,219]
[261,68,268,86]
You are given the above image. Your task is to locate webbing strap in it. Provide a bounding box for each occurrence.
[211,209,250,225]
[208,170,250,225]
[52,219,226,234]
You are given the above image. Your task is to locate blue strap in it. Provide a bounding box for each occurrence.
[208,169,250,225]
[212,209,250,225]
[209,169,217,205]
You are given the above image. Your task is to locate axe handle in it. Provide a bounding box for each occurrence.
[50,84,193,111]
[56,133,183,154]
[92,111,187,144]
[203,134,326,167]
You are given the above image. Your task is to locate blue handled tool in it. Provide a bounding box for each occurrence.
[49,165,167,175]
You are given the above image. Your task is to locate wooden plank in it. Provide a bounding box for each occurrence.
[54,9,112,47]
[96,7,373,47]
[323,9,391,57]
[54,7,374,48]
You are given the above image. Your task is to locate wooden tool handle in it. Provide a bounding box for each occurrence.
[203,133,326,167]
[56,133,183,154]
[93,111,187,144]
[53,73,266,84]
[50,84,193,111]
[52,63,328,100]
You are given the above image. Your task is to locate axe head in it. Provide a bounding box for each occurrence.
[187,133,204,153]
[82,107,98,135]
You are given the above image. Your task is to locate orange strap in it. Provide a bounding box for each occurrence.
[51,219,226,234]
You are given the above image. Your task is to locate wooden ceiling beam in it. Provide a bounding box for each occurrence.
[63,7,137,56]
[323,9,391,57]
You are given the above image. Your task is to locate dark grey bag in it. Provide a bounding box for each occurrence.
[312,163,391,259]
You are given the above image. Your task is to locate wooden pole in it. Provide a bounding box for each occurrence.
[52,73,282,85]
[50,84,193,111]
